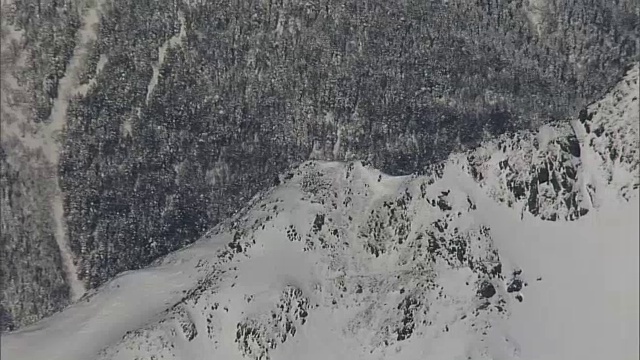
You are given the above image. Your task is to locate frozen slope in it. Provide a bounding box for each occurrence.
[2,66,637,360]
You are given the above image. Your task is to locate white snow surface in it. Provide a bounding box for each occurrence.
[2,67,638,360]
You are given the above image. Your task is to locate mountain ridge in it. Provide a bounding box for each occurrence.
[2,64,637,360]
[2,0,638,329]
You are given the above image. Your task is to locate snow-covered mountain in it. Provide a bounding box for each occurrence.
[3,0,638,331]
[2,66,638,360]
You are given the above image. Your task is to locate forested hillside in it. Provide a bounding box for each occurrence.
[1,0,637,329]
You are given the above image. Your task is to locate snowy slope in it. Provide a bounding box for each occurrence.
[2,66,637,360]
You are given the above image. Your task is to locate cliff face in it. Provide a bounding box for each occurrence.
[1,0,638,329]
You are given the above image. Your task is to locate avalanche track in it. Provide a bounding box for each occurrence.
[46,0,109,302]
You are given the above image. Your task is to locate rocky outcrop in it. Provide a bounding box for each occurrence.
[464,66,639,221]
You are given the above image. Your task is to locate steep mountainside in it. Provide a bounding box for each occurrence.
[2,65,637,360]
[1,0,638,329]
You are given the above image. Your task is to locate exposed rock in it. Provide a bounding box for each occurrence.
[507,279,523,293]
[478,281,497,299]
